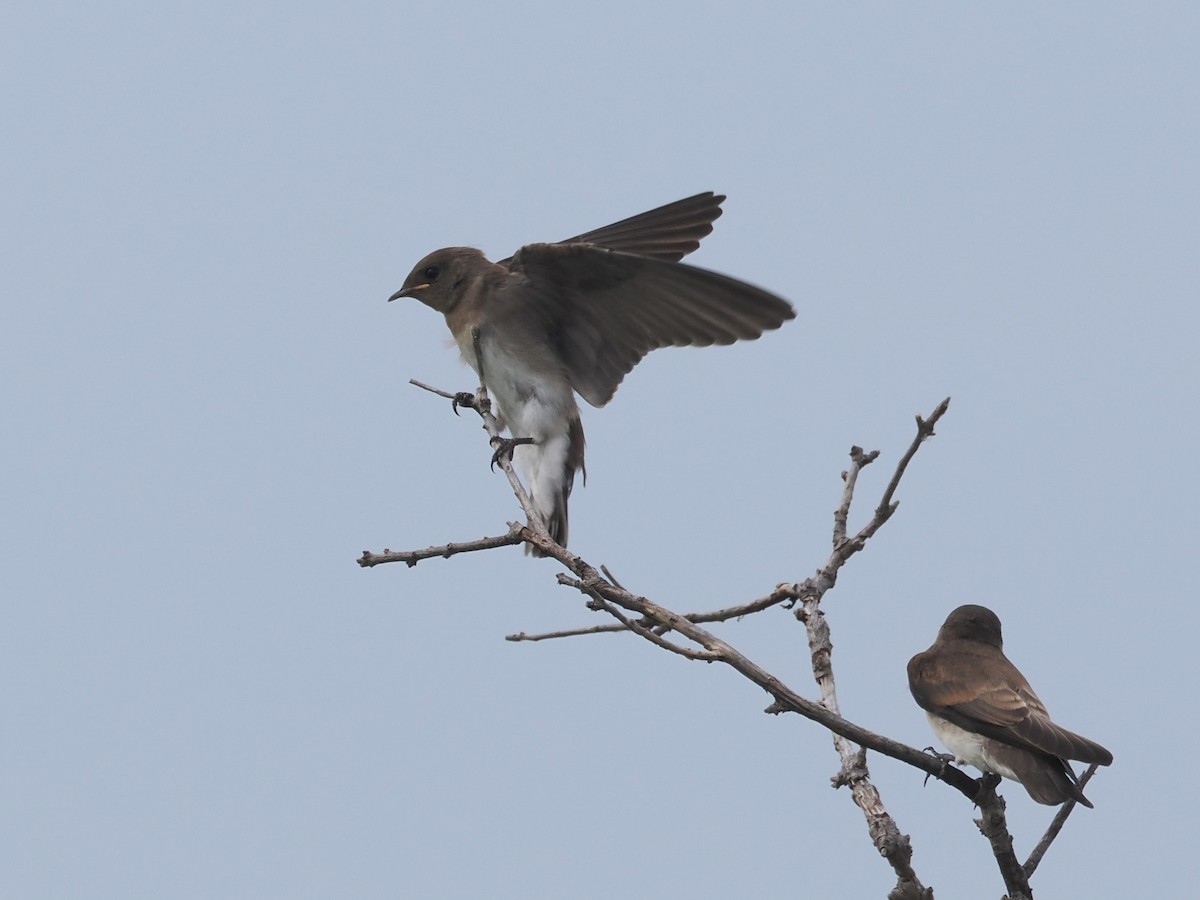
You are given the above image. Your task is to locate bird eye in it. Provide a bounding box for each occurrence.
[422,265,440,281]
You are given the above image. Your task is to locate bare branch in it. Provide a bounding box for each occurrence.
[514,520,984,803]
[875,397,950,523]
[800,600,928,895]
[358,526,523,568]
[833,445,879,546]
[507,622,635,642]
[687,584,802,621]
[504,583,801,642]
[560,575,720,662]
[409,378,458,400]
[780,403,952,620]
[809,400,1033,896]
[599,564,625,589]
[780,398,1023,897]
[973,777,1033,900]
[797,430,933,897]
[365,394,1061,895]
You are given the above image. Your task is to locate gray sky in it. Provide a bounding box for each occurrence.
[3,3,1195,897]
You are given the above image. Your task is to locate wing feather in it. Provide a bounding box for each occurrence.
[506,243,795,407]
[908,649,1112,765]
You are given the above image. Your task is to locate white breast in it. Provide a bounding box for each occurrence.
[926,713,1021,783]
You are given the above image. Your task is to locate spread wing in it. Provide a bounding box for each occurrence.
[503,242,795,407]
[555,192,725,261]
[908,649,1113,765]
[498,192,726,266]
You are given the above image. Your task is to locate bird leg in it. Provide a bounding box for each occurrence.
[490,436,536,470]
[466,327,497,419]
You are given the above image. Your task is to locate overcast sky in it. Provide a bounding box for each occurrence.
[3,3,1196,897]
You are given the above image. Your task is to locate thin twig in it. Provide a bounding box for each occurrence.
[504,583,801,642]
[409,379,457,400]
[564,577,720,662]
[507,622,640,642]
[1023,763,1099,877]
[833,446,879,546]
[875,397,950,523]
[358,527,524,568]
[784,399,951,618]
[599,565,625,589]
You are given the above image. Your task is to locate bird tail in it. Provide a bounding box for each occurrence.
[1026,757,1095,808]
[989,743,1097,808]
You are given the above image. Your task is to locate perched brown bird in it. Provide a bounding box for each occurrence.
[389,193,794,552]
[908,604,1113,806]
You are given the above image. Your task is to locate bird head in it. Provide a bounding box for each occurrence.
[389,247,487,313]
[938,604,1004,648]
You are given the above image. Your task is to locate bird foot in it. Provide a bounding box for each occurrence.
[452,388,492,416]
[490,436,535,470]
[920,747,958,785]
[451,392,476,415]
[970,773,1004,809]
[922,747,957,766]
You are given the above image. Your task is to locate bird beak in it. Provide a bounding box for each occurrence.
[388,283,429,302]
